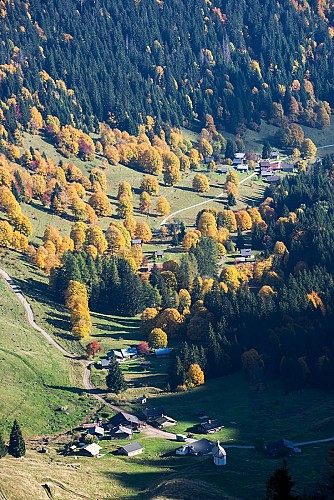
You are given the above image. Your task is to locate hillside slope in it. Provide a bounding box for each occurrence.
[0,275,93,436]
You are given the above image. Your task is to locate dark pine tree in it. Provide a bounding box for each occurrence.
[8,420,25,458]
[265,460,297,500]
[227,193,237,206]
[262,140,272,159]
[106,356,127,395]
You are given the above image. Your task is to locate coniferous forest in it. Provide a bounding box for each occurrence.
[0,0,333,134]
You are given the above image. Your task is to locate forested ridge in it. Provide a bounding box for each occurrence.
[0,0,333,134]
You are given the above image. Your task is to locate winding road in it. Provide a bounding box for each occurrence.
[0,267,176,440]
[159,171,257,227]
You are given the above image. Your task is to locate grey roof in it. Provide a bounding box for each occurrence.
[109,411,142,427]
[188,438,214,455]
[110,425,133,436]
[266,438,295,457]
[120,442,143,453]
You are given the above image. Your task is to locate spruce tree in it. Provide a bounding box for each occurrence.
[265,460,296,499]
[106,356,127,395]
[0,432,8,458]
[8,420,25,458]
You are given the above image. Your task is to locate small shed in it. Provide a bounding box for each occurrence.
[240,248,252,258]
[131,239,142,246]
[100,358,111,370]
[271,151,280,160]
[155,348,171,356]
[155,250,164,259]
[217,166,228,174]
[212,441,227,465]
[137,396,147,404]
[234,152,245,160]
[88,426,105,438]
[82,443,102,457]
[118,442,144,457]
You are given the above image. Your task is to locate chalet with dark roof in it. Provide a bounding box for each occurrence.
[108,411,142,430]
[195,419,223,434]
[266,438,295,458]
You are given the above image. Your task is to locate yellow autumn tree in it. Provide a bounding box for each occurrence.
[88,190,112,216]
[156,196,170,216]
[134,221,152,243]
[235,210,252,231]
[149,328,168,349]
[141,307,159,334]
[192,173,210,192]
[186,363,205,387]
[198,211,217,237]
[140,175,159,195]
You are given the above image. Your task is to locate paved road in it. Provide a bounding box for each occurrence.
[159,171,257,227]
[0,268,176,440]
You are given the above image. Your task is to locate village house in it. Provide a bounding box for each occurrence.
[151,415,177,429]
[234,152,246,160]
[109,425,133,439]
[236,163,249,172]
[82,443,102,457]
[266,438,295,458]
[143,407,167,421]
[271,151,280,160]
[154,250,164,259]
[118,442,144,457]
[217,166,229,174]
[232,157,244,167]
[266,175,281,184]
[195,419,223,434]
[176,438,215,456]
[108,411,143,430]
[87,426,105,439]
[282,163,295,173]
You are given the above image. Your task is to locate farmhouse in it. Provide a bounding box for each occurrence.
[266,438,295,458]
[82,443,102,457]
[217,166,228,174]
[110,425,133,439]
[234,152,246,160]
[282,164,295,173]
[143,407,167,421]
[266,175,281,184]
[154,250,164,259]
[195,419,223,434]
[118,442,144,457]
[236,164,249,172]
[151,415,176,429]
[232,157,244,167]
[108,411,143,430]
[187,438,215,456]
[271,151,280,160]
[87,425,105,438]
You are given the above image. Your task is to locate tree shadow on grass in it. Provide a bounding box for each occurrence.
[46,311,71,332]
